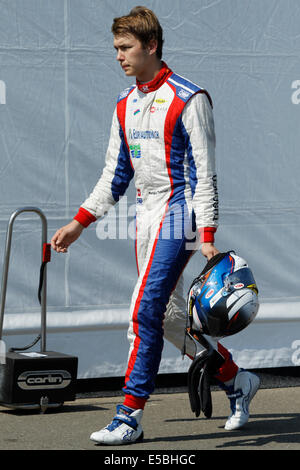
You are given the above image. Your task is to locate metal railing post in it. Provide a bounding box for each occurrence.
[0,207,48,352]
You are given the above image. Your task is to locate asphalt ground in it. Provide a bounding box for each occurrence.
[0,381,300,455]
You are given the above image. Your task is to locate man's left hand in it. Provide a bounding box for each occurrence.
[201,242,220,260]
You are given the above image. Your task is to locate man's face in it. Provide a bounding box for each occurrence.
[113,33,154,80]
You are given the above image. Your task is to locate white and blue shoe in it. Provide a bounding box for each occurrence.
[224,370,260,430]
[90,404,144,445]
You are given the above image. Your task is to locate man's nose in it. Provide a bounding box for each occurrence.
[116,50,124,61]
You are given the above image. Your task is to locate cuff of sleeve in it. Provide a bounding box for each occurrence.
[73,207,97,228]
[199,227,216,243]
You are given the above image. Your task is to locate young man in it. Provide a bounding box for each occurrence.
[51,6,259,445]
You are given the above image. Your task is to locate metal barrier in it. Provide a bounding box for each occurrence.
[0,207,49,351]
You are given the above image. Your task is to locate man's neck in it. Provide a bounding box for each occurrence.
[136,59,162,83]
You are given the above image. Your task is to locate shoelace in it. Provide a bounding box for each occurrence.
[106,416,124,431]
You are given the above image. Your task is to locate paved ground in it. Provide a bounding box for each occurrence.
[0,385,300,453]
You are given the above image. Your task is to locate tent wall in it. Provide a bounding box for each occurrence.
[1,1,300,377]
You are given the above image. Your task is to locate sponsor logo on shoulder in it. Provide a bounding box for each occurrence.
[178,88,192,100]
[118,86,135,101]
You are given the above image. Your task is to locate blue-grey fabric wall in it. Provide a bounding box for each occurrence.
[1,1,300,377]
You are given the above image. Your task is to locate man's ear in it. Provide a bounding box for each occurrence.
[147,39,158,56]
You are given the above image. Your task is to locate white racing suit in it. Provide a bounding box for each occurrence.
[74,63,238,409]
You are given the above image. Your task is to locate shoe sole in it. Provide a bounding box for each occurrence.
[91,431,144,446]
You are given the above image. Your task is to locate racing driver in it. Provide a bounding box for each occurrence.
[51,6,260,445]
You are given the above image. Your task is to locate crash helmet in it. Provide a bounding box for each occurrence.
[187,251,259,338]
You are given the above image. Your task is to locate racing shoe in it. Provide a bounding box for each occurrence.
[90,404,144,445]
[224,370,260,431]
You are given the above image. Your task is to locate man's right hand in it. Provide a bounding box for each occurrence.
[51,219,84,253]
